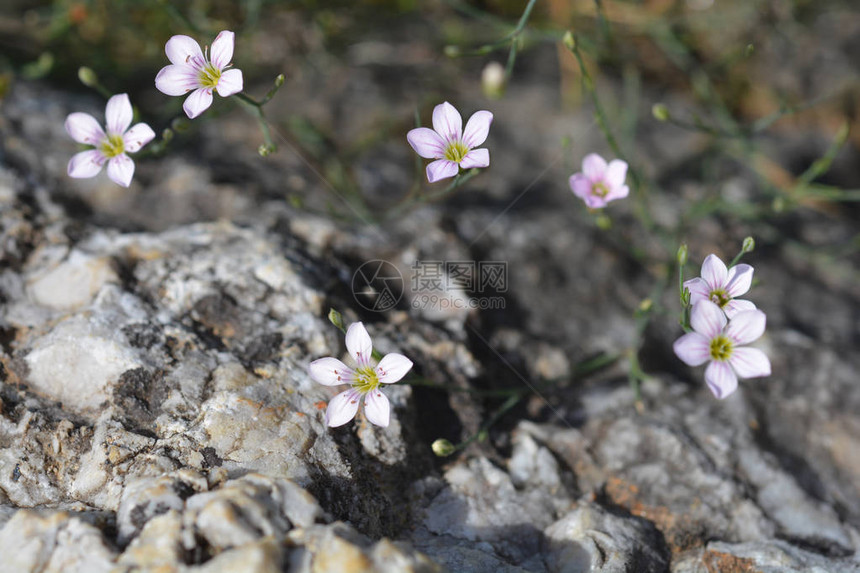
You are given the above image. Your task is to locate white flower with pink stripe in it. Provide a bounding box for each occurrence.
[309,322,413,428]
[65,93,155,187]
[673,300,771,399]
[155,30,244,119]
[407,101,493,183]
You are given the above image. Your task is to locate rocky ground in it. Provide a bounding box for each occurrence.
[1,6,860,571]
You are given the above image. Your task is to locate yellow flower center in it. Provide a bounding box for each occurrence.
[444,141,470,163]
[99,133,125,158]
[709,335,733,361]
[352,366,380,395]
[199,63,222,90]
[709,289,730,308]
[591,182,610,197]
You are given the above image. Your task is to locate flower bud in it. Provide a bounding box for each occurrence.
[652,103,670,122]
[161,128,174,143]
[677,243,688,266]
[432,439,456,457]
[171,117,190,132]
[258,144,276,157]
[742,236,755,253]
[328,308,345,332]
[562,31,576,51]
[681,286,691,306]
[77,66,98,88]
[595,213,611,230]
[274,74,285,88]
[481,61,506,100]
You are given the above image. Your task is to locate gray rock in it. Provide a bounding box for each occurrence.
[0,510,115,573]
[542,503,669,573]
[672,540,860,573]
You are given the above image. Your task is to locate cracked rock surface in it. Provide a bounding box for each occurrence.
[2,54,860,573]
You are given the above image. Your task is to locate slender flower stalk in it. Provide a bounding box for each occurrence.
[65,94,155,187]
[569,153,630,208]
[155,30,244,119]
[407,102,493,183]
[309,322,413,427]
[673,300,771,398]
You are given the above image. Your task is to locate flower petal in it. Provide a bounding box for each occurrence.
[407,127,445,159]
[725,264,754,298]
[605,159,628,188]
[723,298,756,318]
[725,309,766,345]
[215,68,243,97]
[683,278,711,305]
[730,347,771,379]
[460,148,489,169]
[700,254,728,292]
[583,194,609,209]
[107,155,135,187]
[345,322,373,367]
[65,113,105,145]
[210,30,235,70]
[165,34,204,67]
[309,357,355,386]
[364,390,390,427]
[462,110,493,148]
[704,361,738,399]
[105,93,133,135]
[183,88,214,119]
[123,123,156,153]
[155,65,201,96]
[376,353,413,383]
[603,184,629,202]
[68,150,106,179]
[426,159,459,183]
[690,300,727,339]
[569,174,591,199]
[582,153,607,180]
[325,389,361,427]
[432,101,462,143]
[673,332,711,367]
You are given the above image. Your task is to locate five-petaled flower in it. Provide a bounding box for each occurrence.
[684,254,755,318]
[155,30,244,119]
[569,153,630,208]
[65,93,155,188]
[407,101,493,183]
[309,322,413,428]
[673,300,771,399]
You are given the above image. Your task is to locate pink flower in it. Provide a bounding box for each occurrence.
[407,102,493,183]
[674,300,771,399]
[65,93,155,187]
[155,30,244,119]
[309,322,413,428]
[684,254,755,318]
[569,153,629,208]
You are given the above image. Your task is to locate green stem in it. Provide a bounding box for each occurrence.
[445,0,537,79]
[566,34,657,234]
[235,93,276,154]
[385,168,480,220]
[444,393,523,456]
